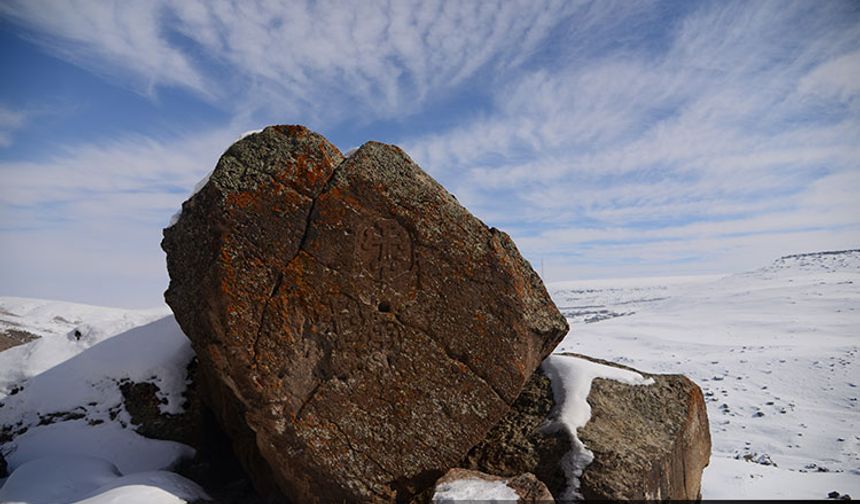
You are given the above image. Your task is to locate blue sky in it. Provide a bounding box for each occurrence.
[1,0,858,308]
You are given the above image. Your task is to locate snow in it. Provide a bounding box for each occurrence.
[541,354,653,500]
[0,298,200,503]
[0,455,207,504]
[0,297,169,391]
[166,170,211,227]
[432,477,520,503]
[5,421,193,476]
[237,129,264,142]
[702,456,860,500]
[547,249,860,500]
[0,315,194,420]
[2,249,858,501]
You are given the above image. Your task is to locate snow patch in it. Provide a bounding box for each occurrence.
[4,420,193,476]
[166,170,212,227]
[432,477,520,503]
[541,354,654,500]
[236,128,263,142]
[0,454,207,504]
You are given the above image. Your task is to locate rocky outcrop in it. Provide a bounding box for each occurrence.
[0,328,38,353]
[460,369,570,495]
[431,468,554,503]
[577,354,711,501]
[162,125,569,502]
[463,353,711,501]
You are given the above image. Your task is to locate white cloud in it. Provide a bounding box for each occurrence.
[0,105,27,148]
[0,128,237,307]
[798,49,860,102]
[1,0,581,122]
[400,1,860,280]
[1,0,858,307]
[0,1,211,98]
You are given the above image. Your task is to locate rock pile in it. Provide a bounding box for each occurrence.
[162,126,569,502]
[160,125,710,503]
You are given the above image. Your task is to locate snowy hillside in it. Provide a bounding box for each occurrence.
[1,250,859,502]
[0,300,205,504]
[549,249,860,500]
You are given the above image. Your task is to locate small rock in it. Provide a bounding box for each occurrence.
[431,468,554,503]
[829,491,841,499]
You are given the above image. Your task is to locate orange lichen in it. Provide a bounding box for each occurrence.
[227,190,257,209]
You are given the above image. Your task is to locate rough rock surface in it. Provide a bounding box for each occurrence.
[463,353,711,501]
[432,468,554,503]
[162,125,569,502]
[120,362,203,448]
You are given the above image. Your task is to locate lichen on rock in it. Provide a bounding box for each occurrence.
[162,125,569,502]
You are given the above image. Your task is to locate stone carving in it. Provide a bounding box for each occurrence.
[357,219,413,282]
[162,125,569,503]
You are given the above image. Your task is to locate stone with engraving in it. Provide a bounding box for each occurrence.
[162,125,569,503]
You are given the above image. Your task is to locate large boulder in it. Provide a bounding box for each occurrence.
[462,353,711,501]
[162,126,569,502]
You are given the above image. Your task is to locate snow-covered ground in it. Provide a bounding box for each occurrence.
[549,250,860,500]
[1,249,858,502]
[0,300,206,504]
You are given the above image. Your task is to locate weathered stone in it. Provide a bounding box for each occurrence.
[460,370,570,495]
[463,353,711,501]
[162,125,569,502]
[432,468,554,503]
[120,361,203,448]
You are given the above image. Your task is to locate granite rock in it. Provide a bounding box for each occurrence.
[162,125,568,502]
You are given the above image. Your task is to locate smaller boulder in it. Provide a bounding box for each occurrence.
[463,353,711,501]
[431,468,553,503]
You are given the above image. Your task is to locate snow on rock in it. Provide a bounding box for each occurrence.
[541,354,654,500]
[432,477,520,503]
[167,170,212,227]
